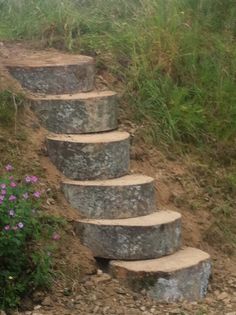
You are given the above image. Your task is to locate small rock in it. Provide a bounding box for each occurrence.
[63,287,72,296]
[125,310,139,315]
[217,292,229,300]
[66,300,75,309]
[97,269,103,275]
[46,198,55,205]
[75,294,83,304]
[32,291,45,304]
[33,305,41,311]
[102,306,110,314]
[91,294,97,301]
[0,311,7,315]
[214,290,220,296]
[41,296,53,307]
[93,274,112,284]
[84,280,94,288]
[169,309,181,314]
[93,305,100,314]
[141,289,147,296]
[205,297,214,305]
[115,287,126,295]
[132,293,140,301]
[140,306,146,311]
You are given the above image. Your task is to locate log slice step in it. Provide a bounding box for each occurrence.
[46,131,130,180]
[29,91,118,134]
[62,174,156,219]
[6,51,95,94]
[110,247,211,302]
[75,210,182,260]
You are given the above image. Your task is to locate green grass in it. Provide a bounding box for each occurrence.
[0,91,16,125]
[0,0,236,148]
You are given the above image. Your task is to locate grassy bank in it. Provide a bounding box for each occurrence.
[0,0,236,148]
[0,0,235,263]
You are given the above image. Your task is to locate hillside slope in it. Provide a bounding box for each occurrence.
[0,42,235,315]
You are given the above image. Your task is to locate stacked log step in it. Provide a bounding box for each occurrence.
[29,91,118,133]
[7,52,95,94]
[62,175,156,219]
[46,132,130,180]
[110,247,211,302]
[75,211,182,260]
[6,49,211,302]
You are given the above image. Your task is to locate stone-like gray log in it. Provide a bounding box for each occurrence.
[30,91,118,134]
[46,132,130,180]
[62,175,156,219]
[110,247,211,302]
[7,53,95,94]
[75,211,182,260]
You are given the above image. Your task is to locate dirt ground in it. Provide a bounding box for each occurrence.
[0,42,236,315]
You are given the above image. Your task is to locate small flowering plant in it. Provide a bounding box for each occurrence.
[0,167,41,238]
[0,165,60,310]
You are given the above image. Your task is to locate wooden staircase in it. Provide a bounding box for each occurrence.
[5,48,211,302]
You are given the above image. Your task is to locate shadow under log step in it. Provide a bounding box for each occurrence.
[29,91,118,134]
[110,247,211,302]
[46,131,130,180]
[6,50,95,94]
[74,210,182,260]
[62,174,156,219]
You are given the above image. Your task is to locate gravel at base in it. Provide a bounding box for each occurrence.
[8,269,236,315]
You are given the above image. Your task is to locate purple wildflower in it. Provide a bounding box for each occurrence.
[18,222,24,229]
[22,192,29,200]
[25,175,38,184]
[5,164,13,172]
[1,190,6,195]
[52,232,60,241]
[25,176,31,183]
[31,176,38,183]
[33,191,41,198]
[0,183,6,189]
[9,210,15,217]
[9,195,16,202]
[9,176,14,180]
[4,225,10,231]
[10,182,17,188]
